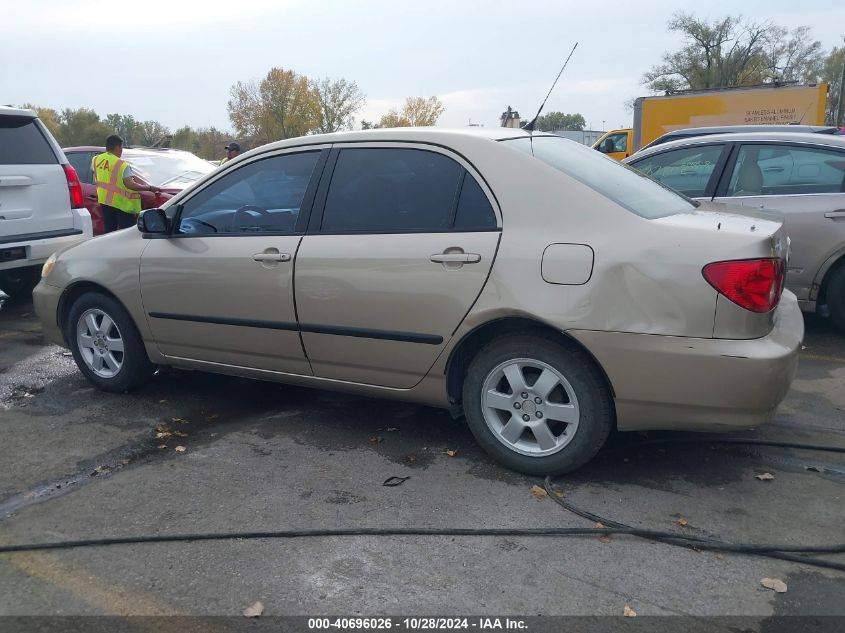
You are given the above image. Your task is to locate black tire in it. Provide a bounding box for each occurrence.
[462,335,613,476]
[0,265,40,299]
[827,264,845,334]
[66,291,155,393]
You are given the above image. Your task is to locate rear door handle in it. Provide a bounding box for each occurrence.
[430,253,481,264]
[253,251,291,262]
[824,210,845,220]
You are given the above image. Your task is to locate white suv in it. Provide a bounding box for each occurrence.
[0,106,92,297]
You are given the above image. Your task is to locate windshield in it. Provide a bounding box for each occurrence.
[502,136,696,219]
[124,151,214,188]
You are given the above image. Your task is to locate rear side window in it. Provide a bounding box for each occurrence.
[66,152,95,184]
[454,172,497,230]
[0,116,57,165]
[321,148,462,232]
[726,144,845,196]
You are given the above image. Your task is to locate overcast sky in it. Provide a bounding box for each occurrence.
[2,0,843,135]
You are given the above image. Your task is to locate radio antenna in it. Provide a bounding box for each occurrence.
[522,42,578,132]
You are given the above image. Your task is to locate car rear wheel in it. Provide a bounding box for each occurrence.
[827,265,845,334]
[462,336,613,475]
[66,292,155,393]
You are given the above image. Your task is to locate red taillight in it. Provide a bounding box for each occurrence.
[703,258,785,313]
[62,164,84,209]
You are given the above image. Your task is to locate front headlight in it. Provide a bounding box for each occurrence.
[41,253,58,278]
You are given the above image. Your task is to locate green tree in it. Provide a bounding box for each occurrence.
[20,104,62,142]
[535,112,586,131]
[105,113,138,145]
[172,126,233,160]
[315,77,366,133]
[816,46,845,125]
[57,108,114,147]
[643,12,823,92]
[375,109,411,128]
[136,120,170,146]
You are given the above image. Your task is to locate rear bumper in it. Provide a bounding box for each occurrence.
[0,208,92,271]
[568,290,804,432]
[32,280,66,347]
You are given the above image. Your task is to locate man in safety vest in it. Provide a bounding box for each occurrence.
[93,135,160,233]
[219,142,240,165]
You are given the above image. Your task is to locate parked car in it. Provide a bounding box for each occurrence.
[33,129,801,475]
[641,125,842,151]
[0,106,92,298]
[625,132,845,331]
[63,146,214,235]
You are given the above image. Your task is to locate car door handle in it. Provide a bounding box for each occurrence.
[252,251,291,262]
[430,252,481,264]
[763,167,785,173]
[824,210,845,220]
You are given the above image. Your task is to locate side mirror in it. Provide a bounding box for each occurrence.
[137,208,169,236]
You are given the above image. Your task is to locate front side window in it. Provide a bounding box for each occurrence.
[176,152,320,235]
[505,136,696,219]
[726,144,845,197]
[631,145,724,198]
[321,148,463,232]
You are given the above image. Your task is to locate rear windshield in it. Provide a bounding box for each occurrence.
[0,116,57,165]
[502,136,695,219]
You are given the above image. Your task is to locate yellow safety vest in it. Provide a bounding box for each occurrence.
[93,152,141,214]
[219,156,229,165]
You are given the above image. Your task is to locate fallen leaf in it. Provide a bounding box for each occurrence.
[714,553,725,560]
[155,431,172,439]
[598,535,611,544]
[446,449,457,457]
[62,351,73,357]
[173,430,188,438]
[554,490,564,498]
[405,454,417,463]
[94,465,110,473]
[386,427,398,432]
[595,522,605,529]
[382,476,410,487]
[623,605,637,617]
[530,485,547,499]
[171,417,189,424]
[243,601,264,617]
[756,472,775,481]
[154,424,171,434]
[156,444,167,450]
[677,518,689,527]
[174,446,186,453]
[368,436,383,444]
[761,578,787,593]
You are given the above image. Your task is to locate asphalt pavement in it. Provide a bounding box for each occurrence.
[0,297,843,624]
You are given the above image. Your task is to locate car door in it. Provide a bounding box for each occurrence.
[294,144,501,389]
[712,142,845,302]
[140,148,327,374]
[628,143,729,199]
[596,131,630,161]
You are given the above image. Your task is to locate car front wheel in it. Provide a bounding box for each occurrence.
[66,292,155,392]
[462,336,613,475]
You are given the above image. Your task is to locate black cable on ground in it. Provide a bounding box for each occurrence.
[543,477,845,572]
[0,437,843,571]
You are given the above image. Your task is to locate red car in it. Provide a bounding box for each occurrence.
[63,146,215,235]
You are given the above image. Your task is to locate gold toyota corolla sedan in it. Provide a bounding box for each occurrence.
[33,128,803,475]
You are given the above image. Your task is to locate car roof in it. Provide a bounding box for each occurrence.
[63,146,202,156]
[0,105,37,118]
[629,131,845,161]
[252,127,538,153]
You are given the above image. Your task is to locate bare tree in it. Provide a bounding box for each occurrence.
[315,77,366,133]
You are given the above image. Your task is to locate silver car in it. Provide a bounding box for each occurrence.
[626,132,845,331]
[33,129,802,475]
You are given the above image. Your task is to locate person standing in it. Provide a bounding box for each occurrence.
[93,135,160,233]
[220,142,241,165]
